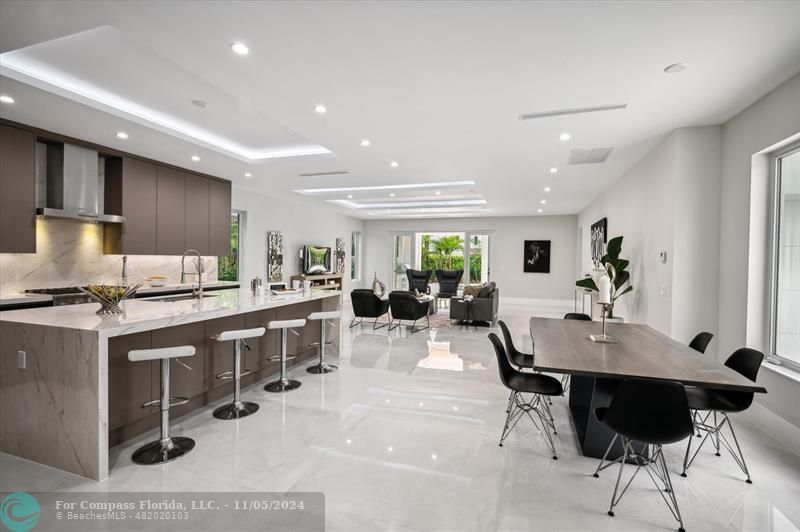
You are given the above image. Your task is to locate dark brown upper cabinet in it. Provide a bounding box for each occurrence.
[156,166,186,255]
[104,157,158,254]
[209,178,232,257]
[0,125,36,253]
[184,174,210,255]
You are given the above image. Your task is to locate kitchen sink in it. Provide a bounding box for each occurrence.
[144,294,219,303]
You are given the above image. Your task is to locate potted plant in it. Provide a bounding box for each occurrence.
[576,236,632,320]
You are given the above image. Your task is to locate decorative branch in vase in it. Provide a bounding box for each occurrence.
[575,236,632,320]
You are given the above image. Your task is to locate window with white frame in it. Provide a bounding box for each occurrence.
[351,231,362,281]
[771,145,800,370]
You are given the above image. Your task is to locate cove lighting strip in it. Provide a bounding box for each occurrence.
[295,180,476,195]
[0,58,331,162]
[330,199,487,210]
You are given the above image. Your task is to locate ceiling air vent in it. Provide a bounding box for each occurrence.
[568,147,614,165]
[298,170,349,178]
[519,104,627,121]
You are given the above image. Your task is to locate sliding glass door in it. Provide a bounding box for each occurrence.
[392,233,414,290]
[466,232,490,284]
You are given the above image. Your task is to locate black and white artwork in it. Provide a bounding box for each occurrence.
[590,218,607,268]
[523,240,551,273]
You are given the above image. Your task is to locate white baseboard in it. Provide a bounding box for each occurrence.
[743,402,800,458]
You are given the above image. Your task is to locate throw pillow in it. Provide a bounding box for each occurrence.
[463,284,482,298]
[478,282,496,298]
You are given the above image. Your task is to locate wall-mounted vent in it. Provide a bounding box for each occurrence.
[298,170,349,178]
[568,147,613,165]
[519,104,627,121]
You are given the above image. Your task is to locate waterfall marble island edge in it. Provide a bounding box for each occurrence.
[0,289,342,480]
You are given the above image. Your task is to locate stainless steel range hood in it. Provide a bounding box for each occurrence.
[35,143,125,223]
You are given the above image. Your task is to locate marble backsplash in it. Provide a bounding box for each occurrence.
[0,219,218,294]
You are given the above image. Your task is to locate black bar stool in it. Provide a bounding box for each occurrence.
[264,318,306,393]
[306,310,340,374]
[128,345,196,465]
[211,327,265,419]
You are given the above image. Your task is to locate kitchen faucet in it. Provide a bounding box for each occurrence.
[181,249,203,298]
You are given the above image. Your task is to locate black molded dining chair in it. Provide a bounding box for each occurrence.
[564,312,592,321]
[681,347,764,484]
[592,378,693,532]
[489,333,562,459]
[497,320,533,371]
[688,331,714,354]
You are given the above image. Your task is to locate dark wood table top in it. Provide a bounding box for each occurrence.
[528,317,766,393]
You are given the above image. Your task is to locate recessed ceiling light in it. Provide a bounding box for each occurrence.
[540,199,547,204]
[389,193,396,197]
[0,95,15,104]
[390,161,399,168]
[244,172,252,178]
[544,187,551,192]
[549,167,558,174]
[347,194,353,199]
[538,208,543,213]
[664,62,688,74]
[230,42,249,55]
[360,139,371,147]
[337,199,487,209]
[560,133,571,141]
[435,191,441,195]
[191,155,200,161]
[116,131,128,139]
[314,104,327,114]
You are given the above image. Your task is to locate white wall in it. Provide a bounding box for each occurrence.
[232,186,364,294]
[363,215,577,301]
[718,73,800,427]
[577,127,723,340]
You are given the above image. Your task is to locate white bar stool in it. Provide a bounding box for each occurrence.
[128,345,196,465]
[211,327,266,420]
[264,318,306,393]
[306,310,340,374]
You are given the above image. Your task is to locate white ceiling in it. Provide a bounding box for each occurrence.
[1,0,799,220]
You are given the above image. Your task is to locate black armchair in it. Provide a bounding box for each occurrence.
[435,269,462,308]
[388,291,430,333]
[406,269,432,294]
[350,289,390,329]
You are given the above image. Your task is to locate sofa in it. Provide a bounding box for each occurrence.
[450,282,499,325]
[350,289,390,329]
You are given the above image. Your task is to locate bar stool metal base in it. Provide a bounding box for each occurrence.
[307,362,337,374]
[131,436,195,465]
[264,378,302,393]
[213,401,260,420]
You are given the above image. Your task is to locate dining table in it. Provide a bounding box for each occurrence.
[528,317,767,459]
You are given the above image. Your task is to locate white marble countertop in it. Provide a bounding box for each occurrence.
[0,288,340,337]
[0,281,241,306]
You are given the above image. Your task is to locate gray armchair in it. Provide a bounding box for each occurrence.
[450,282,499,325]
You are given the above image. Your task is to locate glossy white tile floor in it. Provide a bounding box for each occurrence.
[3,301,800,531]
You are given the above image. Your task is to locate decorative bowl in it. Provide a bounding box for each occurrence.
[78,283,142,315]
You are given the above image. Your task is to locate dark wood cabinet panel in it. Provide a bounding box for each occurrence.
[0,125,36,253]
[104,157,157,254]
[150,322,205,400]
[244,309,279,375]
[156,166,186,255]
[108,331,152,431]
[209,179,231,257]
[184,174,210,255]
[204,314,246,390]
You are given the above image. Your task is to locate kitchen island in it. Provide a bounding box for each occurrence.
[0,288,341,480]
